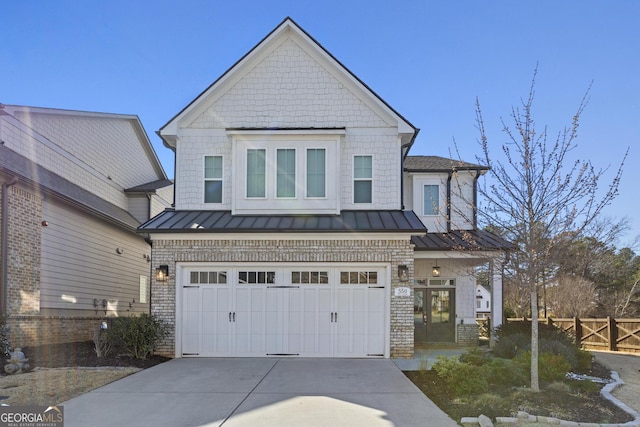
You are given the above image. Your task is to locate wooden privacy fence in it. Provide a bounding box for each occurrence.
[505,317,640,353]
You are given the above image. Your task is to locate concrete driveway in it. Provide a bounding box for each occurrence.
[61,358,459,427]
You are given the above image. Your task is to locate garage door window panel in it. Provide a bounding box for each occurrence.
[239,271,275,284]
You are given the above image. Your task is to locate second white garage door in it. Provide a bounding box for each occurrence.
[179,265,388,358]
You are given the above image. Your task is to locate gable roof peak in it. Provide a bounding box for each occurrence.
[159,17,417,144]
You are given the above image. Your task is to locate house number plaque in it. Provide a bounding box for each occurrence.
[394,287,411,297]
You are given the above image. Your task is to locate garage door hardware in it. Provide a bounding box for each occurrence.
[228,312,236,322]
[330,312,338,322]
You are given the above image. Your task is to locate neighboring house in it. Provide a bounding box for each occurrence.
[476,284,492,319]
[0,104,173,347]
[140,17,513,359]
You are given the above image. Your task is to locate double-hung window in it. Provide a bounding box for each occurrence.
[246,149,266,198]
[353,155,372,203]
[306,148,326,198]
[423,184,439,215]
[204,156,223,203]
[276,149,296,198]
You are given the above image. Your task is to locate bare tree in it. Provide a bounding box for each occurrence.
[546,275,598,317]
[475,67,626,391]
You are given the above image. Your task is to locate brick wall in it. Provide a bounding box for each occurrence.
[151,238,415,358]
[6,185,41,315]
[457,323,479,346]
[7,316,109,347]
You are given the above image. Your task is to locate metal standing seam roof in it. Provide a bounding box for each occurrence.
[138,210,427,233]
[411,229,517,251]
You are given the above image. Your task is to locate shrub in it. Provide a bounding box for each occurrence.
[494,321,577,348]
[539,338,578,370]
[485,357,528,387]
[459,347,491,366]
[468,393,513,420]
[514,351,572,383]
[107,314,168,359]
[575,349,593,374]
[566,378,601,394]
[93,324,113,358]
[492,332,530,359]
[432,356,488,396]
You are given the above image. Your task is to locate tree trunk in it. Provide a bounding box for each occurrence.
[530,290,540,392]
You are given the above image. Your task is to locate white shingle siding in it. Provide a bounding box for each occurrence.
[408,171,477,232]
[450,172,475,230]
[175,133,231,210]
[341,131,401,209]
[188,40,388,130]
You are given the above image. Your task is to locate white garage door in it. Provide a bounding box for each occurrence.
[179,266,387,357]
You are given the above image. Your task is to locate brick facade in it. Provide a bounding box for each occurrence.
[6,185,41,316]
[457,323,480,346]
[151,238,416,358]
[7,316,109,347]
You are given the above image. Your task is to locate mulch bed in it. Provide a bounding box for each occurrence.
[19,341,170,370]
[405,361,634,424]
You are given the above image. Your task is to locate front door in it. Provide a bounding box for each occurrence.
[414,288,456,343]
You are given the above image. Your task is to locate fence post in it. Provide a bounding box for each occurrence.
[607,316,616,351]
[574,317,582,347]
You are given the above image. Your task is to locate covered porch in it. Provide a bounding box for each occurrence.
[411,230,515,347]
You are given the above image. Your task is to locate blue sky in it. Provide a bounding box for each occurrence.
[3,1,639,243]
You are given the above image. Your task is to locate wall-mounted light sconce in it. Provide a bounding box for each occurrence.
[116,247,124,254]
[156,265,169,282]
[41,220,48,227]
[432,261,441,277]
[398,264,409,282]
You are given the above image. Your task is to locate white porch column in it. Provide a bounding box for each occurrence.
[490,257,504,330]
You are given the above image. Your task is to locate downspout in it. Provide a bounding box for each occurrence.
[473,169,481,230]
[446,171,452,232]
[400,129,419,210]
[1,176,19,316]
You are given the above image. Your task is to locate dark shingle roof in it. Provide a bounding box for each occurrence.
[125,179,174,192]
[138,210,426,233]
[412,229,516,251]
[0,145,140,230]
[404,156,489,172]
